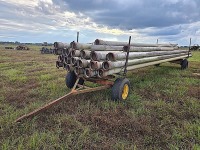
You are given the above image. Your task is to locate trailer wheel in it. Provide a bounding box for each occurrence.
[181,59,188,70]
[111,78,130,101]
[65,71,84,89]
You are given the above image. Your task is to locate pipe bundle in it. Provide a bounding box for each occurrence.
[55,39,191,78]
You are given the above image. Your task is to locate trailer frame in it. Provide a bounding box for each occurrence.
[15,77,114,122]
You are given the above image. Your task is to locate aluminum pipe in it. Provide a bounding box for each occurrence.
[63,56,68,64]
[123,46,179,52]
[71,50,81,57]
[91,51,111,61]
[84,68,98,78]
[71,57,79,65]
[89,61,103,70]
[66,48,73,56]
[77,59,90,68]
[54,42,70,49]
[66,64,74,72]
[58,55,64,62]
[103,53,188,70]
[91,45,123,51]
[56,61,63,68]
[107,50,189,61]
[71,41,92,49]
[74,67,84,76]
[62,49,67,55]
[66,57,71,64]
[80,50,91,59]
[98,55,189,77]
[94,39,178,47]
[54,49,63,55]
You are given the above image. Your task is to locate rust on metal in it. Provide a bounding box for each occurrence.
[15,78,111,123]
[95,79,113,85]
[85,78,114,85]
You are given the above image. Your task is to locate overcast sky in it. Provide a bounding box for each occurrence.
[0,0,199,45]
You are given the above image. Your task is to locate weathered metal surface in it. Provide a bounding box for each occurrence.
[71,50,81,57]
[15,83,111,122]
[77,59,90,68]
[98,55,189,77]
[66,64,74,72]
[84,68,98,78]
[124,36,131,75]
[71,41,92,49]
[89,61,103,70]
[66,48,73,55]
[106,50,189,61]
[54,49,63,55]
[54,42,70,49]
[123,46,179,52]
[91,45,123,51]
[95,39,178,47]
[80,50,91,59]
[56,61,63,68]
[90,51,112,61]
[71,57,79,65]
[74,67,84,75]
[103,53,188,70]
[86,78,114,85]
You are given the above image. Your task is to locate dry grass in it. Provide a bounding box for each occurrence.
[0,46,199,149]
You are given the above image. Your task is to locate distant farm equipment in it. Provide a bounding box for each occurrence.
[190,44,199,51]
[40,47,54,54]
[4,47,14,49]
[15,45,30,50]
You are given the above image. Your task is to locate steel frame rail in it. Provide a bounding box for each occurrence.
[15,78,113,123]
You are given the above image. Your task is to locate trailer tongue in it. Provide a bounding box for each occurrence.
[15,78,113,122]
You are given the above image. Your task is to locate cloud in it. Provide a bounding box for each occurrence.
[64,0,200,29]
[0,0,131,35]
[0,0,199,45]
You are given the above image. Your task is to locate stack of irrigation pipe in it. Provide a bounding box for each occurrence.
[13,38,192,122]
[55,39,191,79]
[53,38,191,101]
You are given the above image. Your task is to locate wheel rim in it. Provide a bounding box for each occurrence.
[122,84,129,100]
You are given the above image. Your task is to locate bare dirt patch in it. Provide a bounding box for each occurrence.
[188,86,200,100]
[4,79,40,108]
[76,106,170,149]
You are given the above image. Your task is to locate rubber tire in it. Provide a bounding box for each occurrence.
[181,59,188,70]
[111,78,130,101]
[65,71,84,89]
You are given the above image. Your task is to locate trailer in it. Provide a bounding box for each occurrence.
[15,37,190,122]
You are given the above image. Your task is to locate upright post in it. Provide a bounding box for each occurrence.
[123,36,131,76]
[77,32,79,43]
[188,38,192,57]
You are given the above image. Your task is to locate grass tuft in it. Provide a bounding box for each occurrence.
[0,47,199,149]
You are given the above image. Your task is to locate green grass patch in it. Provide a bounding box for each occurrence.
[2,68,28,83]
[189,51,200,62]
[0,45,199,149]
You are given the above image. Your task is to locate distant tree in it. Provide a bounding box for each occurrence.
[42,42,48,46]
[15,41,20,44]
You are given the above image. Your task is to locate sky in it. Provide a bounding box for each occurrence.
[0,0,200,45]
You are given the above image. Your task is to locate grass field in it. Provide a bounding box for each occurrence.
[0,46,199,149]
